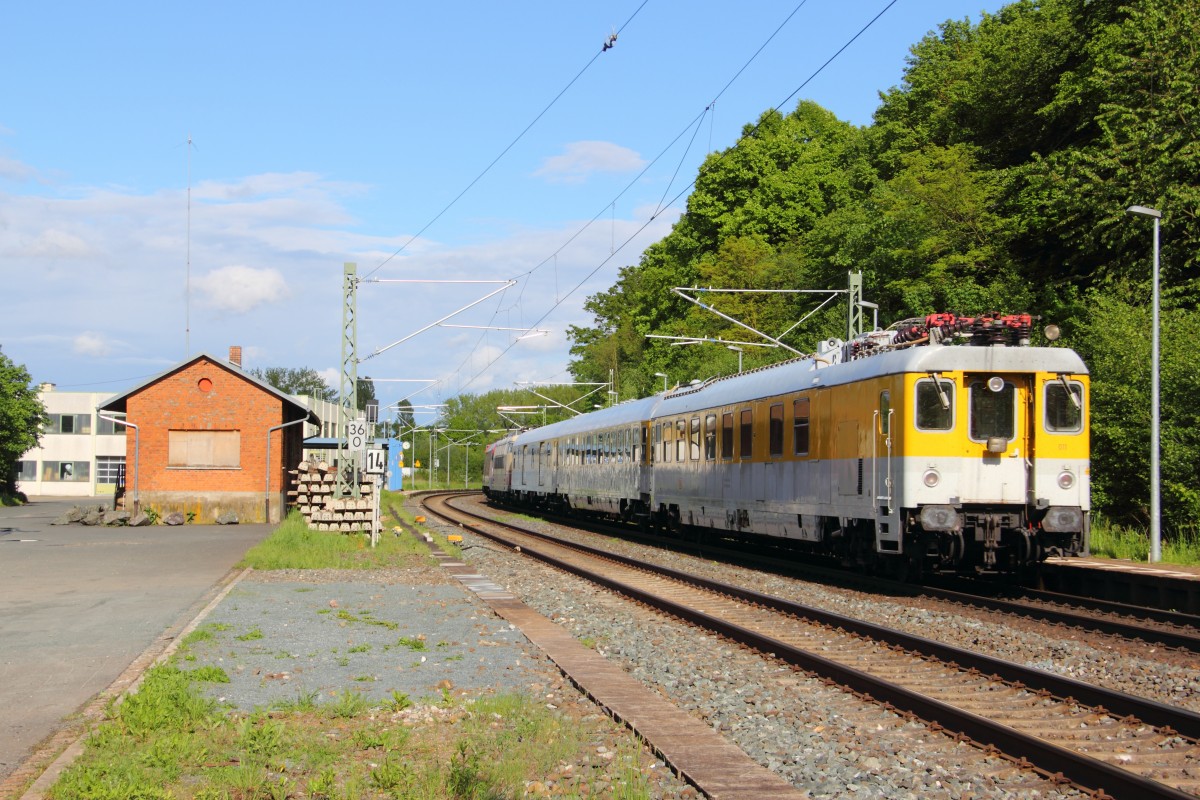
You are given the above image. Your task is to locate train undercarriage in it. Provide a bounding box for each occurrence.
[485,488,1086,582]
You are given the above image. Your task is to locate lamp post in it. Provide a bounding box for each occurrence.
[654,372,668,392]
[1126,204,1162,563]
[727,345,743,373]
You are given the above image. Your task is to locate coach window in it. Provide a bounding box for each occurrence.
[916,380,954,430]
[689,417,700,460]
[676,419,687,461]
[793,397,810,455]
[704,414,717,460]
[879,391,891,434]
[721,412,734,460]
[769,403,784,457]
[662,423,672,463]
[639,425,647,462]
[1045,381,1083,433]
[739,409,753,460]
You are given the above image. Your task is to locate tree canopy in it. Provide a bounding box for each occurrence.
[0,347,46,499]
[249,366,336,402]
[562,0,1200,534]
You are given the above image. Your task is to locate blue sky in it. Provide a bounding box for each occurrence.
[1,1,1003,419]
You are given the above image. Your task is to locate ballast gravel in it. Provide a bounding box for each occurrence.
[440,496,1200,799]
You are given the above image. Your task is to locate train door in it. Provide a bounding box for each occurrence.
[964,374,1030,503]
[872,390,900,551]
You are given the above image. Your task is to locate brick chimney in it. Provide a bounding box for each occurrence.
[228,346,243,368]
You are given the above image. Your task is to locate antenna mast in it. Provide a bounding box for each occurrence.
[186,134,193,357]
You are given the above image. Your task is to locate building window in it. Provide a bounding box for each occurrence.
[15,460,37,481]
[47,414,92,435]
[96,456,126,485]
[42,461,90,482]
[97,416,125,435]
[168,430,241,468]
[793,397,810,455]
[769,404,784,457]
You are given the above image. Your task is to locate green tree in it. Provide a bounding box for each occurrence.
[1069,290,1200,534]
[0,348,47,499]
[355,377,377,416]
[249,366,335,401]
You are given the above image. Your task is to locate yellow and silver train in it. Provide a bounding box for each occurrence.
[484,314,1089,577]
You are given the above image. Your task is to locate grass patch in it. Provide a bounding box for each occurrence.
[239,508,432,570]
[1089,517,1200,565]
[49,663,660,800]
[235,627,264,642]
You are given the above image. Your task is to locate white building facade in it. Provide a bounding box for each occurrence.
[15,386,128,498]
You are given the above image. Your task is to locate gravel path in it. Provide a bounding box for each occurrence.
[184,570,546,708]
[180,565,700,797]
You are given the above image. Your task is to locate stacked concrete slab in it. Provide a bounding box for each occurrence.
[288,460,378,533]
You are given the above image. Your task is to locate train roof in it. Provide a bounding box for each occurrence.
[509,394,662,446]
[654,343,1088,417]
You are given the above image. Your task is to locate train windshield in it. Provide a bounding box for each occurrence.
[969,380,1015,440]
[1045,382,1084,432]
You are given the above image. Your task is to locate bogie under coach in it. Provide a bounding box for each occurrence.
[484,314,1089,577]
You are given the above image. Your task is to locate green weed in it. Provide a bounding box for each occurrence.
[235,627,264,642]
[324,690,369,719]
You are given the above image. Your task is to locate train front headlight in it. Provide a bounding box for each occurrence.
[1042,506,1083,532]
[922,469,940,488]
[919,505,960,531]
[1057,470,1076,490]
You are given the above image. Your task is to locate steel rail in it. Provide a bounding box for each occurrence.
[426,493,1200,799]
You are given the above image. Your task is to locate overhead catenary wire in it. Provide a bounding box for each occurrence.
[383,0,900,409]
[451,0,902,396]
[361,0,651,282]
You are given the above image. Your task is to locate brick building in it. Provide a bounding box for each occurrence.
[97,349,318,523]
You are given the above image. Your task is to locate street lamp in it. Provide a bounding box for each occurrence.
[1126,204,1162,563]
[654,372,668,392]
[727,345,744,373]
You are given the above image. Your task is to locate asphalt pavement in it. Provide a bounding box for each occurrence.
[0,498,271,785]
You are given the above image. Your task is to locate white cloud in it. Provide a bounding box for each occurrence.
[21,228,92,259]
[534,141,646,184]
[72,331,112,357]
[193,265,291,313]
[0,155,38,182]
[318,368,341,390]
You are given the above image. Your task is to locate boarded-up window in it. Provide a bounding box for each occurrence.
[168,430,241,468]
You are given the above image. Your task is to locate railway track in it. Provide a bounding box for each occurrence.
[424,492,1200,799]
[480,493,1200,656]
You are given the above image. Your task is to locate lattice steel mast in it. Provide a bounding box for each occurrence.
[337,262,360,499]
